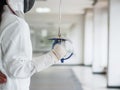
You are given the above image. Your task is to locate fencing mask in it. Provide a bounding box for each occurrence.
[24,0,35,13]
[6,0,35,13]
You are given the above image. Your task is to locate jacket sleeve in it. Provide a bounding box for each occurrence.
[2,20,58,79]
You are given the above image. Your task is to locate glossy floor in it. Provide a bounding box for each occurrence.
[72,66,120,90]
[31,66,120,90]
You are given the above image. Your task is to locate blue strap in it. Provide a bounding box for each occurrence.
[61,53,73,63]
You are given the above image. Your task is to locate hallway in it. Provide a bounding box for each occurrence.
[26,0,120,89]
[1,0,120,90]
[30,66,119,90]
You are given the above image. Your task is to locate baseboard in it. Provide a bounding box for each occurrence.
[107,85,120,88]
[52,64,84,66]
[83,65,92,67]
[52,64,93,67]
[93,72,106,74]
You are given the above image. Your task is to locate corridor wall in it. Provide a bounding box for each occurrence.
[92,0,108,73]
[65,15,85,64]
[108,0,120,87]
[84,9,94,66]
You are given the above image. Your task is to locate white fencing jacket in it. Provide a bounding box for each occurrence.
[0,6,58,90]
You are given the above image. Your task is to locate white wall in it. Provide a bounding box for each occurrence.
[108,0,120,87]
[92,1,108,73]
[84,9,94,65]
[65,15,84,64]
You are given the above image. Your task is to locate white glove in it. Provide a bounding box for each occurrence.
[52,44,67,61]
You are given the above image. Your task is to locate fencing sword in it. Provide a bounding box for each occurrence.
[49,0,74,63]
[58,0,62,38]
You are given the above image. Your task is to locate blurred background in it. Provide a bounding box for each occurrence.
[24,0,120,90]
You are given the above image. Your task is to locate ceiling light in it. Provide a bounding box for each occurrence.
[36,7,51,13]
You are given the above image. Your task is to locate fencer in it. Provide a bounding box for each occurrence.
[0,0,67,90]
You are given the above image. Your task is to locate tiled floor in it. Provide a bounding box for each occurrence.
[71,66,120,90]
[31,65,120,90]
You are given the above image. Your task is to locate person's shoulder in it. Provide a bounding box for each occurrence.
[1,14,30,43]
[10,16,30,34]
[16,17,29,30]
[3,15,30,40]
[2,13,29,33]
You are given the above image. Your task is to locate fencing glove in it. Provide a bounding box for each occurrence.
[52,44,67,61]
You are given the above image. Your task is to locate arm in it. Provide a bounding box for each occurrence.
[2,20,66,78]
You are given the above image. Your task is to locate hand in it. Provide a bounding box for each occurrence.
[0,71,7,84]
[52,44,67,60]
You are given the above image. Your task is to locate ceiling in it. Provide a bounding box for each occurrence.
[25,0,94,35]
[27,0,94,14]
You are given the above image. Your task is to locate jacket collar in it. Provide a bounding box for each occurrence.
[4,5,25,19]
